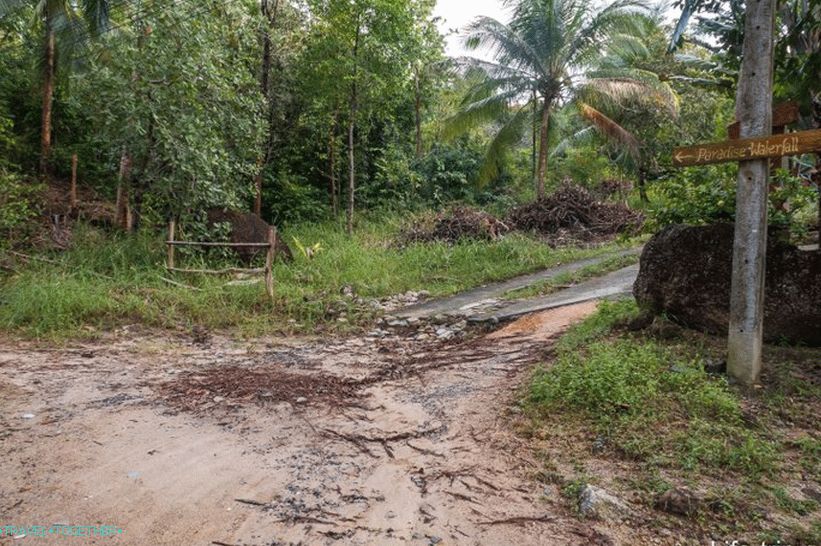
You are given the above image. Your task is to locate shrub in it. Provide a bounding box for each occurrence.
[648,165,817,239]
[0,169,40,248]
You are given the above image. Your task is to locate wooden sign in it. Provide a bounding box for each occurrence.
[727,100,799,140]
[672,129,821,167]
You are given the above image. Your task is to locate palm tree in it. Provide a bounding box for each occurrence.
[449,0,674,198]
[0,0,122,175]
[559,10,681,202]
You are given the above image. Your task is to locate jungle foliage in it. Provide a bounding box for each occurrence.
[0,0,817,239]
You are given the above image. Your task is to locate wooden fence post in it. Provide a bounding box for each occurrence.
[265,226,276,299]
[69,153,78,212]
[167,220,176,270]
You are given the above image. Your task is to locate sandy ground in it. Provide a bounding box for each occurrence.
[0,301,630,546]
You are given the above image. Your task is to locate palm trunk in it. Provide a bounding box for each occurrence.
[346,23,361,236]
[535,98,551,200]
[531,89,537,185]
[39,26,55,176]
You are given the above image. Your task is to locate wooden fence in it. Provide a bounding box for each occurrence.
[165,220,277,298]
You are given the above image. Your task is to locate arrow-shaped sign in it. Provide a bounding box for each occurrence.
[674,151,695,163]
[672,129,821,167]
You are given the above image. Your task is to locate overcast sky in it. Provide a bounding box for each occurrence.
[433,0,512,58]
[433,1,678,59]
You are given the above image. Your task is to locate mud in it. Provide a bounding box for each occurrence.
[0,302,633,545]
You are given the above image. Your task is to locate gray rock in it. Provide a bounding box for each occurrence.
[450,320,468,331]
[295,397,308,404]
[655,487,700,516]
[591,435,607,454]
[435,328,455,340]
[578,484,632,520]
[703,358,727,375]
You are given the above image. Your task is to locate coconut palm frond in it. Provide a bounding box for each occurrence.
[444,88,521,140]
[582,73,678,116]
[578,102,640,161]
[459,78,528,108]
[668,75,732,88]
[80,0,112,34]
[603,33,651,66]
[454,56,536,81]
[673,52,717,70]
[569,0,650,63]
[463,16,546,78]
[477,104,533,186]
[551,126,596,158]
[0,0,28,18]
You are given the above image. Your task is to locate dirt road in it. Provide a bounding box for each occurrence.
[1,301,622,545]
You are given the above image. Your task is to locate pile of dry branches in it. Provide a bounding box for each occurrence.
[506,183,643,243]
[400,206,511,245]
[159,365,362,411]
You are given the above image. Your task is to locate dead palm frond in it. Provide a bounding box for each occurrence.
[577,102,640,161]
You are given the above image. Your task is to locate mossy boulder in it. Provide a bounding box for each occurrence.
[633,223,820,346]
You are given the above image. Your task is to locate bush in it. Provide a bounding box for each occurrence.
[0,169,40,248]
[648,166,817,239]
[412,140,484,206]
[647,165,737,228]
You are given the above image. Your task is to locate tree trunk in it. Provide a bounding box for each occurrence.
[254,163,263,217]
[39,26,55,176]
[637,168,648,203]
[535,98,550,200]
[131,116,155,233]
[346,23,361,236]
[329,109,338,215]
[255,0,279,216]
[115,151,132,230]
[414,67,423,159]
[260,0,273,99]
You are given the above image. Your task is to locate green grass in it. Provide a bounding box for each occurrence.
[501,253,639,301]
[528,300,779,478]
[523,300,820,539]
[0,215,637,339]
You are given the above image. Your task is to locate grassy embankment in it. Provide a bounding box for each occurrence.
[0,215,638,339]
[525,300,820,543]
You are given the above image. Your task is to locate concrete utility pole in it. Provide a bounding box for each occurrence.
[727,0,777,385]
